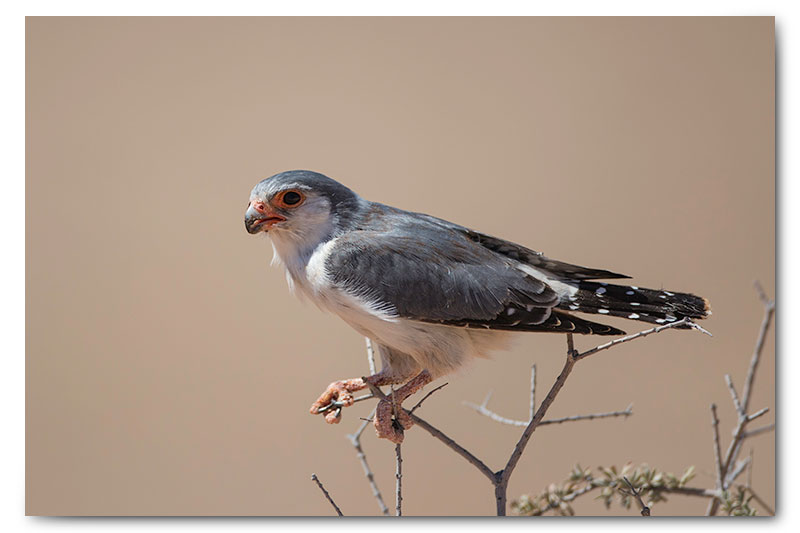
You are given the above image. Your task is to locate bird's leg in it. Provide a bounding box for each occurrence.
[309,371,408,424]
[374,369,433,444]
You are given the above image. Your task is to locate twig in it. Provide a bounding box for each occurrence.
[365,338,377,375]
[529,365,536,420]
[342,342,391,516]
[725,374,744,416]
[464,399,633,427]
[539,405,634,426]
[350,413,372,441]
[665,486,720,498]
[414,415,497,480]
[747,407,770,423]
[573,318,706,362]
[726,456,751,487]
[395,443,403,516]
[409,383,448,414]
[463,394,526,426]
[742,423,775,439]
[710,404,724,495]
[620,476,651,516]
[464,362,631,427]
[721,408,769,495]
[316,393,375,415]
[347,409,390,516]
[389,385,404,517]
[742,281,774,414]
[311,473,344,516]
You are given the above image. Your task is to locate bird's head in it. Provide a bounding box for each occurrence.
[245,170,362,245]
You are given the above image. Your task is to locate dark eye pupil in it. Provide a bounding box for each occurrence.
[283,191,301,205]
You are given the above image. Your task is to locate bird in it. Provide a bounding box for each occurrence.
[244,170,710,443]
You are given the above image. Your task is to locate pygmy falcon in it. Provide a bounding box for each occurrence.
[244,170,710,443]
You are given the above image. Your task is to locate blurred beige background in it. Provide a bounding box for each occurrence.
[26,17,774,516]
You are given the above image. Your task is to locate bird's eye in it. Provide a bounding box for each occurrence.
[283,191,302,205]
[276,190,305,208]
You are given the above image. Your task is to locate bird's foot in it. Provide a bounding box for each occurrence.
[309,378,366,424]
[372,370,433,444]
[374,396,415,443]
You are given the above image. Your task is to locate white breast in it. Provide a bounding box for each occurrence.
[269,235,511,379]
[272,236,392,324]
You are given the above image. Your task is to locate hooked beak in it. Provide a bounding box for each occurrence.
[245,201,286,234]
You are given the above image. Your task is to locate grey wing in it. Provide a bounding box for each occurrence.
[324,225,622,335]
[464,230,631,281]
[410,212,631,281]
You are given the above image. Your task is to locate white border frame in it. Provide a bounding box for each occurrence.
[4,2,795,531]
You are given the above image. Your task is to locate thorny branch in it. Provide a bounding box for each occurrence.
[346,409,390,516]
[395,443,403,516]
[463,369,633,427]
[539,407,634,426]
[572,318,711,362]
[710,403,724,497]
[391,385,403,517]
[491,318,708,515]
[311,474,343,516]
[706,283,775,516]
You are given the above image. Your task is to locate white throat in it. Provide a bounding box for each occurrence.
[268,213,338,286]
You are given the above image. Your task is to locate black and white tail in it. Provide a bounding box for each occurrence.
[558,280,711,331]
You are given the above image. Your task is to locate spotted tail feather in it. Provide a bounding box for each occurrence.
[560,281,711,327]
